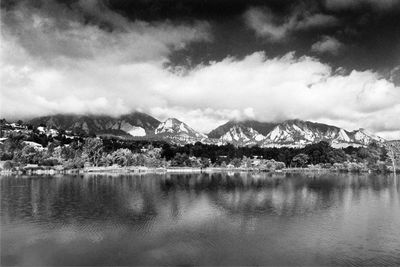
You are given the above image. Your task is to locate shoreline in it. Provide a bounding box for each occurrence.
[1,165,395,176]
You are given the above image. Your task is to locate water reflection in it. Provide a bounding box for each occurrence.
[1,173,400,266]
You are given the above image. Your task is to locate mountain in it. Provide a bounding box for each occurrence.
[351,128,385,145]
[262,119,352,147]
[28,112,160,137]
[218,124,266,146]
[153,118,207,144]
[211,119,385,148]
[25,112,386,147]
[208,120,277,138]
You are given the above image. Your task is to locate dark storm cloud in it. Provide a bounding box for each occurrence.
[2,0,398,71]
[77,0,398,72]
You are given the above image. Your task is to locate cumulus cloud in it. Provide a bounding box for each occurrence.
[311,36,344,55]
[1,0,399,139]
[0,0,211,64]
[244,7,339,41]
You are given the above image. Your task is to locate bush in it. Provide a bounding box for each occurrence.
[63,158,85,169]
[3,161,14,170]
[40,157,60,166]
[275,161,286,170]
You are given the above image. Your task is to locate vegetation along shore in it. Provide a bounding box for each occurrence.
[1,120,399,176]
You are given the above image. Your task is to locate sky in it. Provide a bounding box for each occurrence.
[0,0,400,139]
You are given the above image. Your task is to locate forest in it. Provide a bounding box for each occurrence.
[0,127,393,173]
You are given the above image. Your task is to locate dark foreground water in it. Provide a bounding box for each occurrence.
[1,173,400,266]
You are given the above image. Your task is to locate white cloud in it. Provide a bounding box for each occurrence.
[244,7,339,41]
[296,14,339,30]
[311,36,344,55]
[0,0,211,63]
[149,107,232,133]
[244,8,293,41]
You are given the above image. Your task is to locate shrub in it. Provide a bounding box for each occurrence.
[3,161,14,170]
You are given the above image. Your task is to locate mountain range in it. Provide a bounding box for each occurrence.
[25,112,385,147]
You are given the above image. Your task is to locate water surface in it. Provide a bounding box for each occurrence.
[1,173,400,266]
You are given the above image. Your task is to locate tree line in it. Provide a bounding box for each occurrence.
[0,130,394,172]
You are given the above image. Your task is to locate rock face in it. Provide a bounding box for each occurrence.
[218,124,266,146]
[261,120,351,147]
[208,120,277,138]
[153,118,207,144]
[212,119,385,148]
[351,128,385,145]
[28,112,160,137]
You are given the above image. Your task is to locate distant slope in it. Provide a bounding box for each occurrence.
[209,119,385,148]
[262,119,352,147]
[218,124,266,146]
[28,112,160,136]
[152,118,207,144]
[25,113,386,147]
[208,120,277,138]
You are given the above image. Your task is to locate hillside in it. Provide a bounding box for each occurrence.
[22,112,387,147]
[28,112,160,136]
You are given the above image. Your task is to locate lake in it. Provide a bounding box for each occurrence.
[1,172,400,266]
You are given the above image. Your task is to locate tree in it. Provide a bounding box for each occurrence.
[16,145,41,164]
[200,157,211,168]
[161,143,175,160]
[291,153,309,167]
[171,153,191,167]
[63,157,85,169]
[275,161,286,170]
[82,138,103,166]
[3,161,14,170]
[230,158,242,167]
[386,142,400,174]
[110,148,134,166]
[303,141,331,164]
[241,156,252,168]
[265,160,276,170]
[327,149,347,164]
[60,146,76,161]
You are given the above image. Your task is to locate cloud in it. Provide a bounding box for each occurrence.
[325,0,400,10]
[244,7,339,41]
[311,36,344,55]
[390,66,400,86]
[1,0,399,139]
[149,107,234,133]
[244,8,292,41]
[295,14,339,30]
[0,0,211,64]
